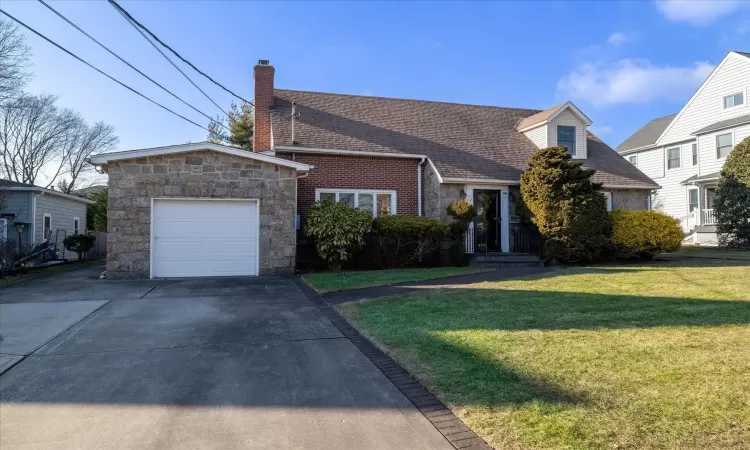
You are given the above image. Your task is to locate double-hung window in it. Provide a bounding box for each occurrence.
[692,143,698,166]
[316,189,396,217]
[43,214,52,240]
[557,126,576,156]
[73,217,80,235]
[723,92,744,110]
[628,155,637,166]
[667,147,681,169]
[716,133,733,159]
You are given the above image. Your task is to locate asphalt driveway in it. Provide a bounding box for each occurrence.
[0,265,452,450]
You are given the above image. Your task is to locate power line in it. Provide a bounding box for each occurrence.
[107,1,229,117]
[36,0,230,132]
[0,8,229,141]
[107,0,253,106]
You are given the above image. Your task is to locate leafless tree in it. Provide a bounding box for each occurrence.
[0,18,30,103]
[56,122,118,194]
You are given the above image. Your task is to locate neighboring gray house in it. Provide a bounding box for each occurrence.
[0,180,93,251]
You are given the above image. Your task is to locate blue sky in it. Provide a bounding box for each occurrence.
[3,0,750,153]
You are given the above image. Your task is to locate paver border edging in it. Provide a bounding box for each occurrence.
[292,277,493,450]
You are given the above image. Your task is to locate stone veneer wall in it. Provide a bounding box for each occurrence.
[423,162,463,223]
[106,150,297,279]
[610,189,649,211]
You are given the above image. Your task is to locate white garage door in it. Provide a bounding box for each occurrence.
[152,199,259,278]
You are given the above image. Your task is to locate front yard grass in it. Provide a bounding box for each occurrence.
[666,245,750,261]
[338,259,750,449]
[302,266,489,294]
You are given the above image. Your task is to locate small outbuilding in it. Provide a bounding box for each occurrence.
[90,142,311,279]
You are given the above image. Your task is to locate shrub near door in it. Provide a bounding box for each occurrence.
[610,210,682,259]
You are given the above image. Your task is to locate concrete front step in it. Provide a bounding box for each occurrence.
[471,253,541,262]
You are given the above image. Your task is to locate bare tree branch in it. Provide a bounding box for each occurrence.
[57,121,118,194]
[0,18,30,103]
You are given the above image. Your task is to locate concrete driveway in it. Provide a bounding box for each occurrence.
[0,265,452,450]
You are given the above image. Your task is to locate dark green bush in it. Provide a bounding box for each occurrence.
[446,198,476,223]
[373,215,448,268]
[520,146,611,263]
[63,234,96,261]
[305,200,373,270]
[610,210,682,259]
[715,136,750,249]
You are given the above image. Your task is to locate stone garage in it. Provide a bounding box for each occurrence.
[90,142,311,279]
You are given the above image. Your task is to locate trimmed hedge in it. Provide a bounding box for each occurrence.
[611,210,682,259]
[373,215,448,268]
[305,200,373,270]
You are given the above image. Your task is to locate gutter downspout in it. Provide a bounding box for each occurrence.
[417,157,426,216]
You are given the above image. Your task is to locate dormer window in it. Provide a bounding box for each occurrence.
[723,92,744,110]
[557,125,576,156]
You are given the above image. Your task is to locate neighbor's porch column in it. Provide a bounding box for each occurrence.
[500,190,510,253]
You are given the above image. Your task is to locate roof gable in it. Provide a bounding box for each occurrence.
[615,113,677,153]
[90,142,311,172]
[654,51,750,145]
[516,101,592,132]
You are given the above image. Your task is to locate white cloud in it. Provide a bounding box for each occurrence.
[589,125,613,136]
[557,59,714,107]
[654,0,746,26]
[607,32,628,46]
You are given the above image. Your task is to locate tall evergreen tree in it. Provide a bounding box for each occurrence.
[208,102,253,151]
[520,146,611,262]
[715,137,750,249]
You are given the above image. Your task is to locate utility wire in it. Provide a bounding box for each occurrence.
[36,0,230,132]
[108,2,229,117]
[107,0,253,106]
[0,9,229,141]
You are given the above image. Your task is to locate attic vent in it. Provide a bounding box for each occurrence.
[257,59,270,66]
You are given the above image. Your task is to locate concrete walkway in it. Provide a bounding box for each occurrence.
[0,266,453,450]
[321,265,555,305]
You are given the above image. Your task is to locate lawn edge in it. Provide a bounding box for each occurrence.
[301,267,492,294]
[292,276,493,450]
[0,259,104,288]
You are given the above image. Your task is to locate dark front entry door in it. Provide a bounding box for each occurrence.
[474,190,502,252]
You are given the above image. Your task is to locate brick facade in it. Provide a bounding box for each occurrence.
[106,150,297,279]
[253,62,274,153]
[276,152,421,219]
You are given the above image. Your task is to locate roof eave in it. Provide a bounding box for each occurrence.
[8,187,95,204]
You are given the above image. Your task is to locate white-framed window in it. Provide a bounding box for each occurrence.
[716,132,733,159]
[628,155,637,166]
[602,191,613,211]
[315,189,397,217]
[43,213,52,240]
[666,146,681,170]
[73,217,80,235]
[722,91,744,110]
[688,188,699,213]
[0,218,6,240]
[557,125,576,156]
[691,143,698,166]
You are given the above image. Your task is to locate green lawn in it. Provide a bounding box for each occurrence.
[338,259,750,449]
[302,267,489,293]
[665,245,750,261]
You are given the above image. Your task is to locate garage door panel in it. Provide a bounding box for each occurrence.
[152,200,258,278]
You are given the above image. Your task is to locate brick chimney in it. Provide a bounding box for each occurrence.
[253,60,274,153]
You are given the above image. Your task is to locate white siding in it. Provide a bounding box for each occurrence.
[548,109,587,159]
[659,53,750,146]
[631,147,665,180]
[523,124,548,148]
[650,142,699,221]
[35,194,87,244]
[698,123,750,175]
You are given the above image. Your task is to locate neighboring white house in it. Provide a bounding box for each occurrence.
[616,51,750,245]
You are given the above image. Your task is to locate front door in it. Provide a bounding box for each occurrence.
[474,190,502,252]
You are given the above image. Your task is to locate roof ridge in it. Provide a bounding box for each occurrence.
[274,88,543,113]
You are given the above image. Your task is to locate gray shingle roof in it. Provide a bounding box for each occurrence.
[0,179,36,188]
[271,89,658,188]
[615,113,677,153]
[692,113,750,135]
[736,51,750,59]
